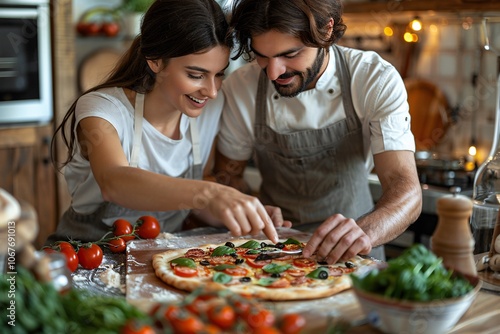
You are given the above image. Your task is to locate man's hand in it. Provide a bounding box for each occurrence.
[265,205,293,229]
[301,213,372,264]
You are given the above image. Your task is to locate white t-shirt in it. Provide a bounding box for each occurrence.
[216,45,415,167]
[64,87,223,214]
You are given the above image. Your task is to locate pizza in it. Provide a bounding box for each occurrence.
[152,238,378,301]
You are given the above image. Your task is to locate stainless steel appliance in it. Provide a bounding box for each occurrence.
[0,0,52,125]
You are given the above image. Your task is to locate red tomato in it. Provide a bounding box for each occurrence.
[245,308,276,329]
[77,243,103,269]
[108,237,127,253]
[279,313,306,334]
[85,22,101,36]
[173,266,198,278]
[207,304,236,330]
[268,278,291,289]
[246,258,271,269]
[293,258,316,268]
[113,218,135,242]
[59,245,79,272]
[201,324,220,334]
[101,22,120,37]
[135,215,160,239]
[121,320,156,334]
[170,312,204,334]
[42,247,57,254]
[285,268,306,277]
[252,327,281,334]
[56,241,74,251]
[224,267,249,276]
[233,300,251,316]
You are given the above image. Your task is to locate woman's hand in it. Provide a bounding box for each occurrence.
[204,185,280,243]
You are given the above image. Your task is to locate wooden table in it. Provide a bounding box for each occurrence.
[72,227,500,333]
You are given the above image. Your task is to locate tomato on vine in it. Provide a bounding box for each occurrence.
[56,242,79,272]
[279,313,306,334]
[207,304,236,330]
[77,243,103,269]
[121,320,156,334]
[135,215,160,239]
[113,218,135,242]
[108,237,127,253]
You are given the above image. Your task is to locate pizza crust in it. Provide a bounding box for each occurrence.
[152,239,372,301]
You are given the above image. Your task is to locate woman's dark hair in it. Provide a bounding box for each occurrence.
[52,0,232,170]
[229,0,346,61]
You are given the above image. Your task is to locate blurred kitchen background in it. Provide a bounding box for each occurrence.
[1,0,500,255]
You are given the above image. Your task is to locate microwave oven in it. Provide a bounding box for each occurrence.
[0,0,53,125]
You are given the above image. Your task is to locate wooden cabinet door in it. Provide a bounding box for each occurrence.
[0,126,58,248]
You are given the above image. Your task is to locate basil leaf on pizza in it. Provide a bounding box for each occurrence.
[152,238,379,301]
[213,272,233,284]
[262,263,292,274]
[238,240,261,249]
[211,245,236,257]
[170,257,196,269]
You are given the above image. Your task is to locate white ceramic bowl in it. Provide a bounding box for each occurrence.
[352,274,482,334]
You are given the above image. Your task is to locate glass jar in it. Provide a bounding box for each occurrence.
[470,75,500,255]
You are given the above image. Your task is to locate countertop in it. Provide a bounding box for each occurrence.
[71,227,500,333]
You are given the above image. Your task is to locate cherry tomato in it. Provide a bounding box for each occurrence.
[77,243,103,269]
[200,324,220,334]
[170,312,204,334]
[252,327,281,334]
[280,313,306,334]
[59,244,79,272]
[113,218,135,242]
[85,22,101,36]
[233,300,251,316]
[56,241,74,251]
[135,215,160,239]
[42,247,57,254]
[207,304,236,330]
[173,266,198,278]
[293,258,316,268]
[108,237,127,253]
[121,320,156,334]
[101,22,120,37]
[245,308,275,329]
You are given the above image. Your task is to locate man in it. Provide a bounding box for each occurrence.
[212,0,422,263]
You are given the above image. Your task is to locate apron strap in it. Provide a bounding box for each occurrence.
[130,92,144,168]
[189,117,201,166]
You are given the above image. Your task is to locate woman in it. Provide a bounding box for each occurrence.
[47,0,286,244]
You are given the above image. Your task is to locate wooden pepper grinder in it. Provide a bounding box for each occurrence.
[431,187,477,277]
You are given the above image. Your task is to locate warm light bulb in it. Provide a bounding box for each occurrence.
[410,17,422,31]
[469,145,477,156]
[404,32,414,43]
[384,26,393,37]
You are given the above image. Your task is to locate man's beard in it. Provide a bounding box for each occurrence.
[270,49,326,98]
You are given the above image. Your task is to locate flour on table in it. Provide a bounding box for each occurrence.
[100,267,121,290]
[156,232,175,240]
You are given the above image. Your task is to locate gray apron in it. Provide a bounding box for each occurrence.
[47,93,202,243]
[254,46,384,259]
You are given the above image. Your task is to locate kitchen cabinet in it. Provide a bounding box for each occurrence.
[343,0,500,14]
[0,125,57,248]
